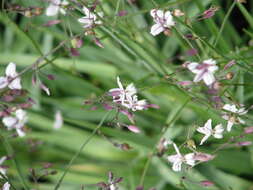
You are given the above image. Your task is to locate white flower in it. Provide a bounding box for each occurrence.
[187,59,218,86]
[53,110,63,129]
[2,182,10,190]
[222,104,247,131]
[0,62,22,90]
[2,109,28,137]
[197,119,224,145]
[0,156,7,178]
[150,9,175,36]
[46,0,69,16]
[109,77,147,111]
[78,6,103,28]
[167,143,195,172]
[128,95,147,111]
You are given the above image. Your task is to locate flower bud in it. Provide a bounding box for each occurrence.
[173,9,185,17]
[127,125,140,133]
[200,180,214,187]
[226,72,234,80]
[244,126,253,134]
[163,28,172,36]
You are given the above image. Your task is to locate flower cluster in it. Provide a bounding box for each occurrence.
[0,63,30,137]
[109,77,147,111]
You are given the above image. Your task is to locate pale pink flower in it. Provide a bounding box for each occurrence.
[78,6,103,28]
[187,59,218,86]
[0,62,22,90]
[222,104,247,131]
[46,0,69,16]
[2,109,28,137]
[197,119,224,145]
[109,77,147,111]
[2,182,10,190]
[150,9,175,36]
[167,143,195,172]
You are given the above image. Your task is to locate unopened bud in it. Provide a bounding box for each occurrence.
[24,10,33,17]
[200,180,214,187]
[173,9,184,17]
[163,28,172,36]
[226,72,234,80]
[244,126,253,134]
[186,139,196,149]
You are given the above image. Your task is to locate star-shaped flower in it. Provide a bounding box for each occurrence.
[167,143,195,172]
[197,119,224,145]
[150,9,175,36]
[187,59,218,86]
[222,104,247,131]
[109,77,147,111]
[0,62,22,90]
[78,6,103,28]
[2,109,28,137]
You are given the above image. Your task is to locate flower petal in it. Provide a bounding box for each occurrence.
[5,62,17,78]
[150,23,164,36]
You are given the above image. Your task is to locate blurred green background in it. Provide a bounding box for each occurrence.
[1,0,253,189]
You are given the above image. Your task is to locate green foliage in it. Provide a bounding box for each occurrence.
[1,0,253,190]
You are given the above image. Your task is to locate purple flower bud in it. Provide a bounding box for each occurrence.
[199,7,219,20]
[103,103,114,110]
[200,180,214,187]
[108,90,122,97]
[42,162,53,169]
[136,186,144,190]
[144,104,160,109]
[244,126,253,134]
[236,141,252,146]
[40,83,50,96]
[90,106,97,110]
[177,81,193,86]
[186,48,198,56]
[20,102,33,109]
[127,125,140,133]
[194,153,215,162]
[117,10,128,16]
[224,60,236,70]
[2,95,14,102]
[70,48,80,57]
[120,109,135,123]
[32,74,37,86]
[43,20,61,27]
[114,177,123,183]
[47,74,55,80]
[93,37,104,48]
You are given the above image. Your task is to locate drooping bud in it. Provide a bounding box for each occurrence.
[127,125,140,133]
[236,141,252,146]
[43,20,61,27]
[200,180,214,187]
[244,126,253,134]
[194,153,215,162]
[226,72,234,80]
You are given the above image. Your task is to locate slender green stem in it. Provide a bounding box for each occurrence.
[54,111,112,190]
[214,1,236,47]
[139,98,191,187]
[0,133,29,190]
